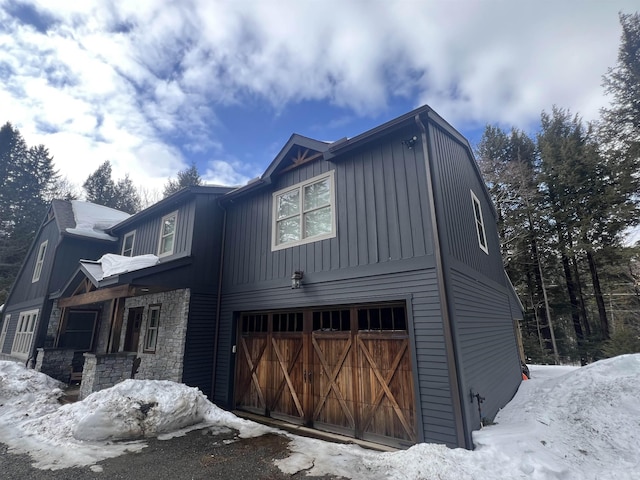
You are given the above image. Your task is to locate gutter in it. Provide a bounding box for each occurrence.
[415,113,468,448]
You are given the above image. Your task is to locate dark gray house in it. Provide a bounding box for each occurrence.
[0,200,130,365]
[44,185,232,399]
[212,105,523,449]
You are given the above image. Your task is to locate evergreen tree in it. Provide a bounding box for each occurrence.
[83,161,141,214]
[163,162,202,198]
[601,12,640,166]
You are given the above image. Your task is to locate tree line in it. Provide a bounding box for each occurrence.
[0,124,203,304]
[476,13,640,363]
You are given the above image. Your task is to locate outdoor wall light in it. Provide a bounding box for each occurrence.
[291,271,304,289]
[402,135,418,149]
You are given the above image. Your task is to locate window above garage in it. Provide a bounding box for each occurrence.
[272,171,336,251]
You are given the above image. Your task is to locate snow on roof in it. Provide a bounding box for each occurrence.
[81,254,160,282]
[1,355,639,477]
[65,201,130,241]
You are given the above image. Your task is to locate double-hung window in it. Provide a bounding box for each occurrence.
[144,305,160,353]
[471,190,489,254]
[32,240,48,282]
[122,231,136,257]
[0,314,10,351]
[272,171,336,250]
[11,309,38,359]
[158,211,178,257]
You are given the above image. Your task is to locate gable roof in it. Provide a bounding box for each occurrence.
[262,134,331,182]
[110,185,233,233]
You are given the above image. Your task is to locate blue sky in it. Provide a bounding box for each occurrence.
[0,0,636,200]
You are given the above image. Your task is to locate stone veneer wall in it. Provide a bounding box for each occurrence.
[45,302,62,348]
[35,348,76,382]
[123,289,190,383]
[95,306,113,354]
[79,352,137,399]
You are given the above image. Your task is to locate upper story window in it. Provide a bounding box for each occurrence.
[158,211,178,257]
[272,171,336,251]
[32,240,48,282]
[122,231,136,257]
[471,190,489,254]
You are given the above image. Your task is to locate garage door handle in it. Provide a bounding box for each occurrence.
[303,371,313,383]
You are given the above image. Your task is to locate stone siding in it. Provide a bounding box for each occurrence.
[80,352,137,399]
[95,306,113,354]
[45,302,62,348]
[123,289,190,383]
[35,348,76,382]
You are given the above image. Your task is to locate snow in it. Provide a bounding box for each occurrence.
[96,253,160,279]
[65,201,130,241]
[1,355,639,479]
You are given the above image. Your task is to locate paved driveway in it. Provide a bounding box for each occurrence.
[0,427,346,480]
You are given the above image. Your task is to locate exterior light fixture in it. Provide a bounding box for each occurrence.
[291,271,304,289]
[402,135,418,149]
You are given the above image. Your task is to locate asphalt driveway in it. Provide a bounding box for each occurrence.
[0,426,347,480]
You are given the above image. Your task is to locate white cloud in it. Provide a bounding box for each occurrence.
[0,0,634,194]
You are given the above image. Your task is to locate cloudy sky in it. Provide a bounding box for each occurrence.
[0,0,635,196]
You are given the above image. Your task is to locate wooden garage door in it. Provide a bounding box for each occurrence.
[235,303,417,447]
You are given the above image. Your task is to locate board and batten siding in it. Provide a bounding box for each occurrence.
[222,131,434,289]
[182,292,218,395]
[117,201,196,259]
[449,267,522,442]
[428,124,506,286]
[214,268,461,447]
[8,218,59,305]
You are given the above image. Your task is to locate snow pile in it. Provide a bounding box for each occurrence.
[1,356,639,478]
[98,253,160,279]
[66,201,130,241]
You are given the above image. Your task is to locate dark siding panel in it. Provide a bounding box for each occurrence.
[8,220,59,304]
[190,195,225,294]
[223,129,434,289]
[449,268,521,435]
[50,237,117,290]
[118,201,196,259]
[214,268,459,446]
[182,293,217,396]
[429,124,505,285]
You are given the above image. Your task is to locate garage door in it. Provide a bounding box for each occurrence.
[234,303,417,447]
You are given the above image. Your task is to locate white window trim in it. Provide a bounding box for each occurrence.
[271,171,336,251]
[471,190,489,255]
[0,314,10,352]
[144,305,160,353]
[121,231,136,257]
[32,240,48,283]
[157,211,178,258]
[11,309,38,359]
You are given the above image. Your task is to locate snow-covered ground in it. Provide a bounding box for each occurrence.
[1,356,639,479]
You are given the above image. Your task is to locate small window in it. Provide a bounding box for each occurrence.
[11,309,38,358]
[471,191,489,254]
[273,312,304,332]
[357,306,406,331]
[312,310,350,332]
[0,314,10,352]
[122,231,136,257]
[158,211,178,257]
[272,171,336,251]
[241,314,268,334]
[32,240,48,282]
[144,305,160,352]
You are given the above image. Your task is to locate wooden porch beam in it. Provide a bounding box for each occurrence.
[58,284,134,308]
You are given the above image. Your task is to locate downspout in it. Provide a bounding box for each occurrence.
[415,113,468,448]
[211,200,227,402]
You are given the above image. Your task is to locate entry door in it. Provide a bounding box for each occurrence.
[124,307,143,352]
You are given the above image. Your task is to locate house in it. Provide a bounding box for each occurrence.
[42,185,232,399]
[211,105,523,449]
[0,200,130,366]
[1,104,522,450]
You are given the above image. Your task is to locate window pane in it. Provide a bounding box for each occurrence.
[160,235,174,254]
[277,217,300,244]
[277,190,300,219]
[304,206,332,237]
[303,178,330,211]
[162,216,176,236]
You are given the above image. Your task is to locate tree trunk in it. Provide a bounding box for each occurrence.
[586,250,610,340]
[570,254,592,338]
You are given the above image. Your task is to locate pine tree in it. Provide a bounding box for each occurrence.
[83,161,141,214]
[601,12,640,166]
[163,162,202,198]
